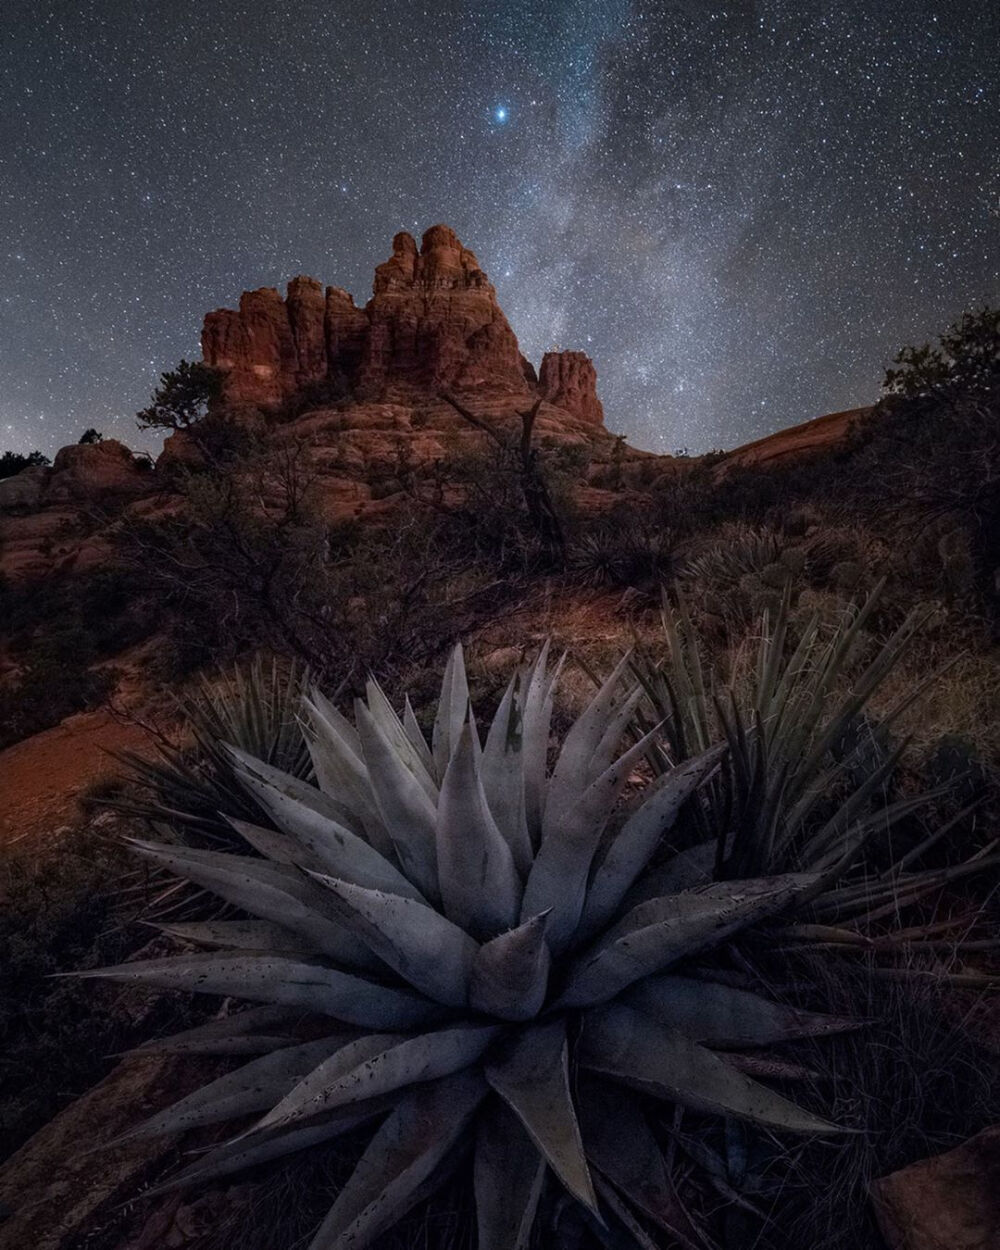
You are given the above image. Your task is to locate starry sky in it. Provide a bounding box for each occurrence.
[2,0,999,457]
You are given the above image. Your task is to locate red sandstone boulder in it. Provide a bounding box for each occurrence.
[45,440,150,503]
[871,1127,1000,1250]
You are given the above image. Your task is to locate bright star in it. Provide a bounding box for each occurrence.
[494,106,508,123]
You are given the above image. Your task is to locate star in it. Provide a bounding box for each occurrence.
[494,106,508,124]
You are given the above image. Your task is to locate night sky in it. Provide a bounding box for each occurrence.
[2,1,998,458]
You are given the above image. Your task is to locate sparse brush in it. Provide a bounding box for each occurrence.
[81,644,877,1250]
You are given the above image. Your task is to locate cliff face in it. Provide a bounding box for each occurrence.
[201,224,600,419]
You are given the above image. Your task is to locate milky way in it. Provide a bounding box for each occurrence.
[2,0,998,456]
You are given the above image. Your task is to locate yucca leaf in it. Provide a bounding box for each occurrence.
[625,975,858,1047]
[355,701,440,902]
[469,912,551,1020]
[582,1004,841,1134]
[259,1025,499,1137]
[307,1070,486,1250]
[114,1036,354,1143]
[485,1019,598,1214]
[559,875,816,1008]
[75,953,441,1029]
[475,1098,547,1250]
[580,745,726,940]
[578,1079,701,1248]
[436,722,521,939]
[309,875,477,1007]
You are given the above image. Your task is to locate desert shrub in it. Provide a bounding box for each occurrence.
[0,826,198,1162]
[570,514,679,589]
[0,448,49,479]
[0,568,151,748]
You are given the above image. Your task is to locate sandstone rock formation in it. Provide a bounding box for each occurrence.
[717,406,869,472]
[201,224,571,410]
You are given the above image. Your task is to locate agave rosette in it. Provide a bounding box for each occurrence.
[86,645,854,1249]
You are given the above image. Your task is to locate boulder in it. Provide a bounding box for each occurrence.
[871,1126,1000,1250]
[0,465,48,512]
[45,440,149,502]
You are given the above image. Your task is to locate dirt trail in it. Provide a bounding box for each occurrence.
[0,708,155,847]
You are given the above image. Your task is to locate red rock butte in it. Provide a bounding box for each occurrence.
[201,223,605,425]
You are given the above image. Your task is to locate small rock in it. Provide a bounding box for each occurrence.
[871,1125,1000,1250]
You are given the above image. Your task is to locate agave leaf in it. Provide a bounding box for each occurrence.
[436,721,521,939]
[626,975,858,1048]
[230,778,425,901]
[485,1019,598,1214]
[159,920,313,955]
[309,875,477,1007]
[224,745,360,832]
[580,745,727,941]
[356,701,440,902]
[116,1036,353,1142]
[521,642,562,841]
[259,1025,499,1136]
[77,953,441,1029]
[133,1005,302,1056]
[432,642,471,779]
[578,1079,700,1248]
[582,1004,841,1134]
[403,695,437,779]
[469,913,551,1020]
[474,1098,547,1250]
[301,697,393,859]
[622,840,718,912]
[153,1101,393,1195]
[559,875,817,1009]
[543,652,633,836]
[125,839,378,969]
[307,1069,486,1250]
[523,727,662,951]
[481,674,533,875]
[364,677,438,802]
[225,814,326,869]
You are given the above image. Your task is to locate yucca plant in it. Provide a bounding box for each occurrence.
[630,586,997,946]
[111,655,313,843]
[81,644,862,1250]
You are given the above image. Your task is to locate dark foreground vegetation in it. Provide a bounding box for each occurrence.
[0,309,997,1250]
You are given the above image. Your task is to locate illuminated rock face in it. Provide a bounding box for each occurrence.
[200,225,599,416]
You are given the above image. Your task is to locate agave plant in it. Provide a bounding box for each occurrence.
[84,645,861,1249]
